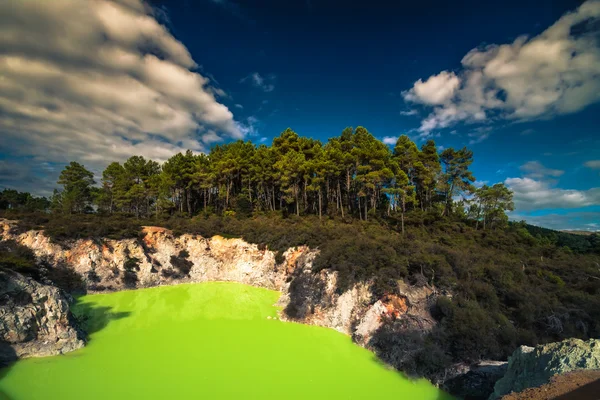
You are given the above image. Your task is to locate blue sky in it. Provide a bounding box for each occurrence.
[0,0,598,230]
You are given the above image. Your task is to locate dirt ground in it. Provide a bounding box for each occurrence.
[501,370,600,400]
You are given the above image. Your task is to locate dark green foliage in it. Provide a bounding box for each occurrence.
[0,212,143,244]
[0,189,49,212]
[0,240,39,278]
[517,222,599,254]
[56,161,96,214]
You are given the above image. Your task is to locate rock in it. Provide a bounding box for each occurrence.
[0,270,84,365]
[444,361,508,400]
[0,218,440,363]
[490,338,600,399]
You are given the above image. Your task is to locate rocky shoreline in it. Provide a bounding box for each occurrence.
[0,219,439,359]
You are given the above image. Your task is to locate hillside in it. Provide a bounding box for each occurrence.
[2,211,599,390]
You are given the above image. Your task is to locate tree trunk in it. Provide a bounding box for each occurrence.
[358,197,362,220]
[401,195,406,235]
[338,181,344,218]
[226,181,230,208]
[295,185,299,216]
[303,179,308,212]
[318,189,322,221]
[186,188,192,216]
[346,169,351,215]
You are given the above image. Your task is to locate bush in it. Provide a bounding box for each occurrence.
[0,240,39,278]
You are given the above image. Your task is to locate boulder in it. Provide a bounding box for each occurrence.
[0,270,84,364]
[444,361,508,400]
[491,338,600,399]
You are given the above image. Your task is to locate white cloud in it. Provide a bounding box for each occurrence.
[403,0,600,134]
[403,71,460,105]
[468,126,493,145]
[382,136,398,145]
[505,177,600,211]
[0,0,247,182]
[585,160,600,169]
[520,161,565,179]
[237,116,259,137]
[234,104,244,109]
[400,109,418,116]
[241,72,275,92]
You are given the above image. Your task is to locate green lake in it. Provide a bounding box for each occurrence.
[0,282,451,399]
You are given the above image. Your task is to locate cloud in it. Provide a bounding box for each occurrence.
[403,71,460,105]
[468,126,493,145]
[505,176,600,211]
[400,109,418,116]
[520,161,564,179]
[0,159,58,197]
[585,160,600,169]
[0,0,245,180]
[382,136,398,145]
[237,116,259,137]
[234,104,244,109]
[403,0,600,134]
[241,72,275,92]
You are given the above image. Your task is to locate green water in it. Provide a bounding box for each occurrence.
[0,282,451,399]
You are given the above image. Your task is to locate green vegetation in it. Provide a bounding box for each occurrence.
[1,126,598,382]
[0,189,49,212]
[8,127,513,223]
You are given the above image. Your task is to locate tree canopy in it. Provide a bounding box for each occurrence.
[41,126,512,230]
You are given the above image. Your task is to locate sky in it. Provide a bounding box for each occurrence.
[0,0,599,230]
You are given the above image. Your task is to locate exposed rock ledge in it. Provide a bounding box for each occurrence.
[0,219,438,364]
[0,270,84,365]
[491,338,600,399]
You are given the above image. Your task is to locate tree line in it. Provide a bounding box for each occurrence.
[2,127,514,231]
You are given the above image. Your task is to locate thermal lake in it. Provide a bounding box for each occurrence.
[0,282,451,399]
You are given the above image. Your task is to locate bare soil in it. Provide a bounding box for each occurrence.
[501,370,600,400]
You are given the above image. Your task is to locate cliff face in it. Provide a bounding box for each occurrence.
[0,219,437,357]
[0,270,84,365]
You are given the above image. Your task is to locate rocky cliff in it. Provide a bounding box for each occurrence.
[0,219,438,360]
[0,269,84,365]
